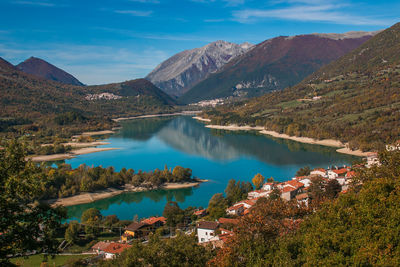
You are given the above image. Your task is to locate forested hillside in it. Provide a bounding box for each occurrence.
[202,23,400,151]
[0,57,176,140]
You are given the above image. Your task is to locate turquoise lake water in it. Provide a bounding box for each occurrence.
[65,116,356,221]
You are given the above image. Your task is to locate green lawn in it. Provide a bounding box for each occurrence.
[11,254,90,267]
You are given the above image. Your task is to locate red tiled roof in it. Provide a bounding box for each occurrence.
[194,209,206,216]
[312,168,326,172]
[91,241,110,251]
[282,187,297,193]
[103,243,132,254]
[285,180,304,189]
[345,171,356,178]
[141,216,167,225]
[227,204,244,211]
[332,169,348,175]
[218,218,239,225]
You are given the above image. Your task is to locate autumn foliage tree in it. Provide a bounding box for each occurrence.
[252,173,265,190]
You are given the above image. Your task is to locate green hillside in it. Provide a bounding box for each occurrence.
[202,22,400,151]
[0,58,176,140]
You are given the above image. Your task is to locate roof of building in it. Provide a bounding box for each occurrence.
[282,186,297,193]
[194,209,207,216]
[332,168,348,175]
[285,180,304,189]
[91,241,110,251]
[227,204,244,211]
[141,216,167,225]
[103,243,132,254]
[295,193,309,200]
[197,221,219,230]
[345,171,356,178]
[125,222,148,232]
[218,218,239,225]
[312,168,326,172]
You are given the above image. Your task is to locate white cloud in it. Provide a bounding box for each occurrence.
[114,10,153,16]
[233,4,392,25]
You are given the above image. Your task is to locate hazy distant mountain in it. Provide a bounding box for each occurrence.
[179,31,378,104]
[146,40,253,97]
[16,57,84,86]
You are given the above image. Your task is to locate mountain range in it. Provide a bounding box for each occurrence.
[16,57,84,86]
[179,31,378,104]
[201,23,400,151]
[146,40,253,97]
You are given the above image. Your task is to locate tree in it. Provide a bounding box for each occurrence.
[207,193,228,220]
[252,173,265,190]
[65,221,80,244]
[296,166,311,176]
[163,201,184,227]
[325,179,341,199]
[0,140,66,265]
[81,208,102,236]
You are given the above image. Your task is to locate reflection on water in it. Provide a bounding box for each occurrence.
[66,116,357,220]
[67,187,194,221]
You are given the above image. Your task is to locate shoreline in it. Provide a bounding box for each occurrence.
[200,120,372,157]
[46,180,205,207]
[112,111,201,122]
[29,147,119,162]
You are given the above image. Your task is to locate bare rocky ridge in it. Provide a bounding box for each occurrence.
[145,40,253,97]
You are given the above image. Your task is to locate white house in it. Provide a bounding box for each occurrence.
[102,243,132,259]
[197,221,219,243]
[299,178,311,188]
[247,190,269,199]
[327,170,339,179]
[226,204,244,216]
[262,182,275,191]
[310,168,327,178]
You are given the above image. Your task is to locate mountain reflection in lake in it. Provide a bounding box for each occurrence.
[66,116,357,221]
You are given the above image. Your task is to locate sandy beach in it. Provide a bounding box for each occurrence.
[200,119,372,156]
[193,116,211,122]
[29,147,118,162]
[47,180,204,207]
[81,130,115,136]
[112,111,201,122]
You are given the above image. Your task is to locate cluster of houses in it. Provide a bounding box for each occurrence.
[90,154,384,255]
[196,164,364,248]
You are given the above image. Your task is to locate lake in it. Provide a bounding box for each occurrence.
[65,116,356,221]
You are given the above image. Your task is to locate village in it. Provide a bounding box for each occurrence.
[87,152,380,260]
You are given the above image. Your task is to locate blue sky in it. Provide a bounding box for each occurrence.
[0,0,398,85]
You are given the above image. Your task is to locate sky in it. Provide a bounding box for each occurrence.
[0,0,398,85]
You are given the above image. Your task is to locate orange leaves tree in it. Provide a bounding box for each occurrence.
[210,198,310,266]
[252,173,265,190]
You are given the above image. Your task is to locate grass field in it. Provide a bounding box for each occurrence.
[11,254,90,267]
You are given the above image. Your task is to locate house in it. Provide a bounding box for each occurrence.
[327,170,339,179]
[262,182,275,191]
[295,193,309,206]
[281,186,298,201]
[233,199,257,209]
[141,216,167,231]
[247,189,269,199]
[332,168,348,177]
[226,204,244,216]
[298,178,311,188]
[197,221,219,243]
[386,140,400,151]
[366,152,380,168]
[103,242,132,259]
[121,222,150,242]
[91,241,110,255]
[310,168,327,178]
[194,209,207,217]
[345,171,356,179]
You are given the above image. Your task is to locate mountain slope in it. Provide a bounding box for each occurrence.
[0,56,176,135]
[16,57,84,86]
[146,40,253,97]
[202,23,400,151]
[180,32,376,104]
